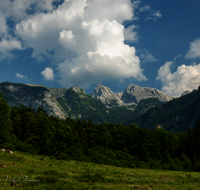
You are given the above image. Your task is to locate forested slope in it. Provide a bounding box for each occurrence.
[1,91,200,172]
[137,87,200,132]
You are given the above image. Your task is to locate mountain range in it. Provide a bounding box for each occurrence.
[91,83,172,108]
[0,81,199,132]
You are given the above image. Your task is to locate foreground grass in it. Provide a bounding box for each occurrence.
[0,150,200,190]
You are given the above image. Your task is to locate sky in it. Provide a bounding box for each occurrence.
[0,0,200,97]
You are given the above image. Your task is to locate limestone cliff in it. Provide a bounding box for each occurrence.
[91,83,173,108]
[91,84,125,108]
[0,82,67,119]
[121,84,173,104]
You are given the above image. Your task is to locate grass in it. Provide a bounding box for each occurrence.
[0,150,200,190]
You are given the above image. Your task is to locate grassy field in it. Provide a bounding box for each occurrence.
[0,150,199,190]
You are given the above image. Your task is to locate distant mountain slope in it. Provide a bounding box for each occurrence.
[121,84,173,104]
[91,83,173,108]
[0,82,135,124]
[134,87,200,132]
[91,84,126,108]
[0,82,67,119]
[0,81,176,127]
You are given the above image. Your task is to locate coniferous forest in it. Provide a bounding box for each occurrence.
[1,91,200,172]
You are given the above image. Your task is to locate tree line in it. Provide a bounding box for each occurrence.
[0,92,200,172]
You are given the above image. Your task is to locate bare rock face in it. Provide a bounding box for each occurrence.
[91,84,125,108]
[121,84,173,104]
[0,82,67,119]
[71,86,86,94]
[0,81,173,121]
[92,83,173,107]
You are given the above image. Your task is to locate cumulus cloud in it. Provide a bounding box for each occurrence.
[0,39,22,52]
[15,73,27,79]
[41,67,54,81]
[156,61,200,97]
[0,37,22,61]
[0,0,55,21]
[185,39,200,59]
[0,10,23,60]
[0,0,56,61]
[0,39,22,61]
[14,0,146,88]
[124,25,138,42]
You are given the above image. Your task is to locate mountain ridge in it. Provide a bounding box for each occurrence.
[0,81,199,132]
[131,86,200,132]
[91,83,173,108]
[0,81,171,123]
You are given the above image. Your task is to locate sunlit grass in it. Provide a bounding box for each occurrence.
[0,150,199,189]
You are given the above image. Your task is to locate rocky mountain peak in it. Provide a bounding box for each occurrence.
[181,90,191,97]
[121,84,144,104]
[125,84,139,93]
[92,83,173,106]
[71,86,86,94]
[91,84,123,107]
[121,84,173,104]
[91,84,113,98]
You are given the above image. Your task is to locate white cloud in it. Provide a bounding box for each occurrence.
[0,39,22,51]
[124,25,138,42]
[153,11,162,18]
[15,73,27,79]
[0,10,23,60]
[139,49,157,63]
[0,11,7,37]
[185,39,200,59]
[146,10,162,21]
[174,53,182,62]
[140,5,150,12]
[14,0,146,88]
[0,0,55,21]
[0,38,22,61]
[156,61,200,97]
[84,0,134,23]
[41,67,54,81]
[0,0,56,61]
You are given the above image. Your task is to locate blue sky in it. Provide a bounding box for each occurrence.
[0,0,200,97]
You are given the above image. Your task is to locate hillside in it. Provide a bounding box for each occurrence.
[0,81,170,125]
[1,81,200,133]
[0,82,132,124]
[0,82,67,119]
[134,86,200,132]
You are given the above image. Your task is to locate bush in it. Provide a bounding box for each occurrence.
[150,159,162,169]
[168,158,183,171]
[135,161,150,169]
[181,153,193,171]
[56,153,70,161]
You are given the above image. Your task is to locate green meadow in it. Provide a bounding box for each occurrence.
[0,150,200,190]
